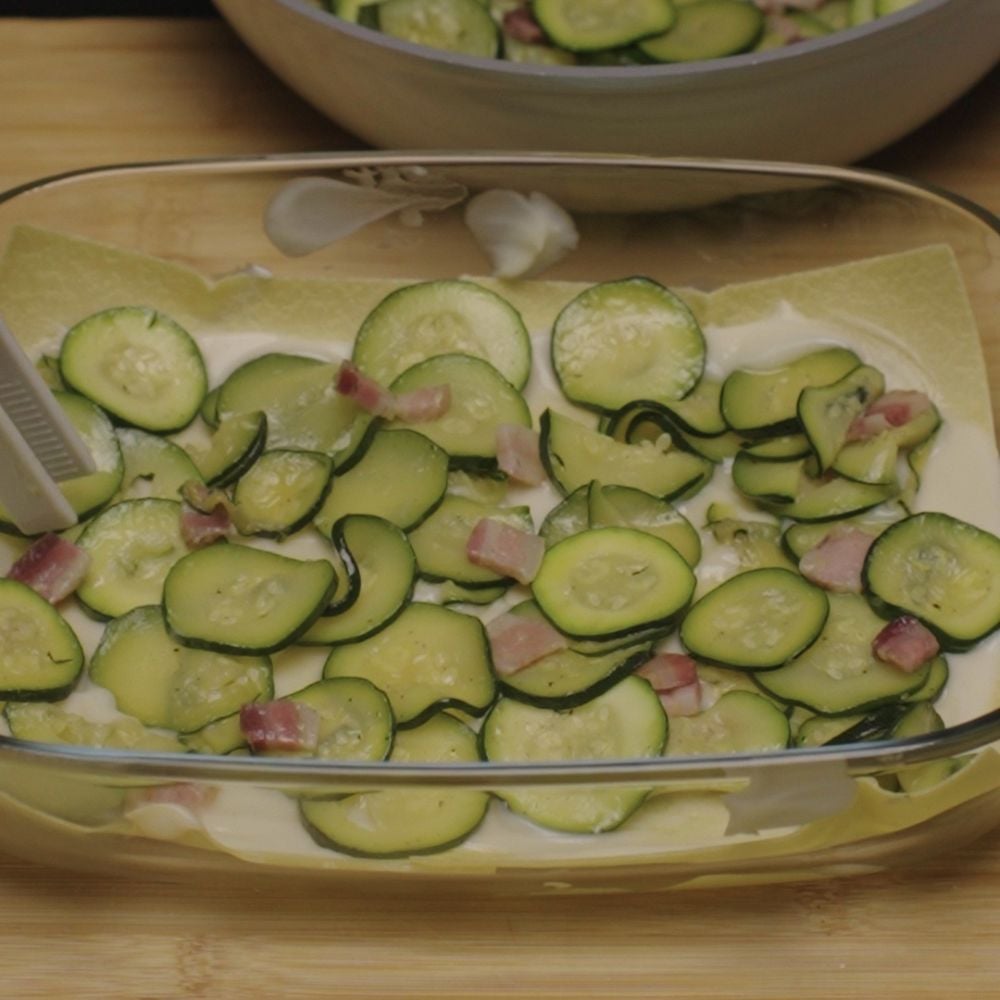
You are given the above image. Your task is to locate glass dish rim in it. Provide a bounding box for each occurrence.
[0,148,997,789]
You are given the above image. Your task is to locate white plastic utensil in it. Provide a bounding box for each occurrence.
[0,316,95,535]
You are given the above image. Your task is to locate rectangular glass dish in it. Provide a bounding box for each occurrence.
[0,152,998,894]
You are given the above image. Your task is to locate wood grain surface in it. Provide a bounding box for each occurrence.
[0,16,998,1000]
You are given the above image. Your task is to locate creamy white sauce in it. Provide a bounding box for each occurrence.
[2,299,998,870]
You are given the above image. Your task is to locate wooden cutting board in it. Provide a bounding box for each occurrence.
[0,15,998,1000]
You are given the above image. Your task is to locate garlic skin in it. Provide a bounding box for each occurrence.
[263,168,467,257]
[464,189,579,279]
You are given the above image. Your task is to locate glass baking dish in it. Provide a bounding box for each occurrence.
[0,152,998,895]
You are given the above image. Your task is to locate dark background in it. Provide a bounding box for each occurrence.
[0,2,217,13]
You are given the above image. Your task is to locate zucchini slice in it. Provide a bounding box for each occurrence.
[863,512,1000,649]
[408,493,534,587]
[541,408,713,500]
[89,605,273,733]
[232,449,334,539]
[550,277,705,411]
[532,526,695,639]
[0,579,84,700]
[352,279,531,390]
[163,544,338,654]
[300,514,416,645]
[300,713,488,857]
[389,353,531,468]
[322,602,496,726]
[116,427,203,502]
[76,498,189,619]
[4,701,182,752]
[313,427,448,535]
[481,676,667,833]
[666,690,790,756]
[186,410,267,487]
[754,593,932,714]
[377,0,499,57]
[533,0,675,52]
[680,567,828,669]
[639,0,764,62]
[59,306,207,433]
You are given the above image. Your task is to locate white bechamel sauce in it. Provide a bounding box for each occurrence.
[2,299,998,869]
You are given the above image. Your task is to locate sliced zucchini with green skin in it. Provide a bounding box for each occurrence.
[215,353,372,466]
[533,0,675,52]
[186,410,267,487]
[0,390,124,535]
[891,702,958,793]
[116,427,203,502]
[539,484,590,547]
[666,690,790,756]
[720,347,861,438]
[231,449,334,539]
[377,0,499,57]
[902,654,949,703]
[532,526,695,639]
[352,279,531,390]
[282,677,394,763]
[680,567,828,669]
[436,580,509,605]
[731,453,804,504]
[199,385,221,428]
[300,514,415,645]
[300,713,488,858]
[740,433,812,462]
[605,399,737,464]
[499,641,651,709]
[181,711,247,755]
[322,602,496,726]
[754,592,931,714]
[798,364,885,472]
[481,677,667,834]
[550,277,705,412]
[88,605,273,733]
[639,0,764,62]
[313,428,448,536]
[781,502,906,560]
[541,408,713,500]
[832,404,940,485]
[59,306,207,433]
[796,712,874,748]
[587,481,701,567]
[389,353,531,468]
[408,493,533,587]
[863,512,1000,649]
[0,579,83,700]
[706,517,795,574]
[4,701,183,752]
[163,544,338,655]
[76,498,189,619]
[761,465,898,523]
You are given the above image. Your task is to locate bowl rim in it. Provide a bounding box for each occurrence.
[254,0,957,80]
[0,148,998,788]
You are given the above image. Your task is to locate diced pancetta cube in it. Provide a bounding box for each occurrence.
[872,615,940,673]
[503,5,546,44]
[636,652,699,692]
[485,612,568,675]
[657,681,703,717]
[496,423,547,486]
[798,526,877,593]
[240,700,321,754]
[6,533,90,603]
[181,503,232,549]
[124,782,218,813]
[466,517,545,585]
[335,360,397,417]
[392,384,451,423]
[846,390,933,442]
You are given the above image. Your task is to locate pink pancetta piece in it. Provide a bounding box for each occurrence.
[485,612,569,676]
[657,681,703,718]
[846,390,933,442]
[181,503,232,549]
[6,533,90,604]
[240,700,321,754]
[496,423,547,486]
[335,360,397,417]
[872,616,941,673]
[798,525,877,594]
[503,5,546,44]
[636,652,699,692]
[125,782,219,813]
[466,517,545,585]
[392,384,451,423]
